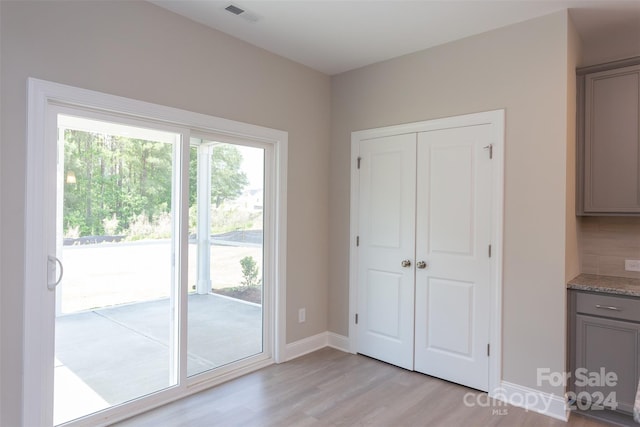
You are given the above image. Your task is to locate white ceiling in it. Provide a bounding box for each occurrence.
[151,0,640,75]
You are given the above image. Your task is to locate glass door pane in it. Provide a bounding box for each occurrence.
[54,114,181,425]
[188,139,264,377]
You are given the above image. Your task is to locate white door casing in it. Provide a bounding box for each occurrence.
[349,110,504,395]
[414,125,493,391]
[356,133,417,370]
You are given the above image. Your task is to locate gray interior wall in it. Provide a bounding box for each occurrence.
[0,2,330,425]
[574,9,640,67]
[0,0,3,423]
[563,16,583,393]
[329,11,572,395]
[565,16,582,284]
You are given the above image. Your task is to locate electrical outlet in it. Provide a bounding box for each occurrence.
[298,308,306,323]
[625,259,640,272]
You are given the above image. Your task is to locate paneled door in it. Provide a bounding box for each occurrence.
[356,120,495,391]
[414,125,493,391]
[356,133,417,370]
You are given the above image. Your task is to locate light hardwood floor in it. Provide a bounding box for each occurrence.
[115,348,614,427]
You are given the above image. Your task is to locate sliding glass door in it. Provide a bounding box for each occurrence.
[187,139,265,377]
[47,108,273,426]
[53,114,182,425]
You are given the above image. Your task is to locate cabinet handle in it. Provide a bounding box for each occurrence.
[595,304,621,311]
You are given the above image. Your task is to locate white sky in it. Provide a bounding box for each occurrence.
[236,145,264,190]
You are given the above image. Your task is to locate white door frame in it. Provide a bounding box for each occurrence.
[349,109,504,395]
[24,78,288,426]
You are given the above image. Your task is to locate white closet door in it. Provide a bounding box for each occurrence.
[356,133,416,370]
[414,125,493,391]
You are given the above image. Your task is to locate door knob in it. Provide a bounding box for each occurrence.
[416,261,428,269]
[401,259,412,268]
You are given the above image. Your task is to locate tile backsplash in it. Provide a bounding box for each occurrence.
[578,217,640,279]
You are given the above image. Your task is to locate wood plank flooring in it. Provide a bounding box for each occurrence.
[114,348,615,426]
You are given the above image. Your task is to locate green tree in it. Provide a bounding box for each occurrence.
[63,130,173,237]
[63,132,249,239]
[210,145,248,208]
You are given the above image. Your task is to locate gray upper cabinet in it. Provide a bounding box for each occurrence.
[577,59,640,215]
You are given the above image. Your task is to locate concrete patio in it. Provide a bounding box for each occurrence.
[54,293,262,425]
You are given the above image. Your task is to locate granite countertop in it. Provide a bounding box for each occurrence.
[567,274,640,297]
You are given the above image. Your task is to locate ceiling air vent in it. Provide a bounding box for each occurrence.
[222,0,260,22]
[224,4,260,22]
[225,4,245,15]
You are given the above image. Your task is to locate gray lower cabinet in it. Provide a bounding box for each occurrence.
[571,291,640,415]
[577,58,640,215]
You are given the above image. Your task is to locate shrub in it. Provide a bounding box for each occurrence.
[240,256,261,288]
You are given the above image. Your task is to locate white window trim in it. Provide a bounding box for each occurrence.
[25,78,287,426]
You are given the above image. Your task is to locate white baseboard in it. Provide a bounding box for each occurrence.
[327,332,350,352]
[284,332,329,361]
[495,381,569,421]
[284,332,350,361]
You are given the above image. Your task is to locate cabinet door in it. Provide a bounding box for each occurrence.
[575,314,640,413]
[584,64,640,213]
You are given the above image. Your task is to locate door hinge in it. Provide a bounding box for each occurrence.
[484,144,493,159]
[355,313,359,324]
[356,235,360,247]
[357,156,361,169]
[487,343,490,356]
[488,244,492,258]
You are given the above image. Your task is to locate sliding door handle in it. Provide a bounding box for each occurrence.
[47,255,63,290]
